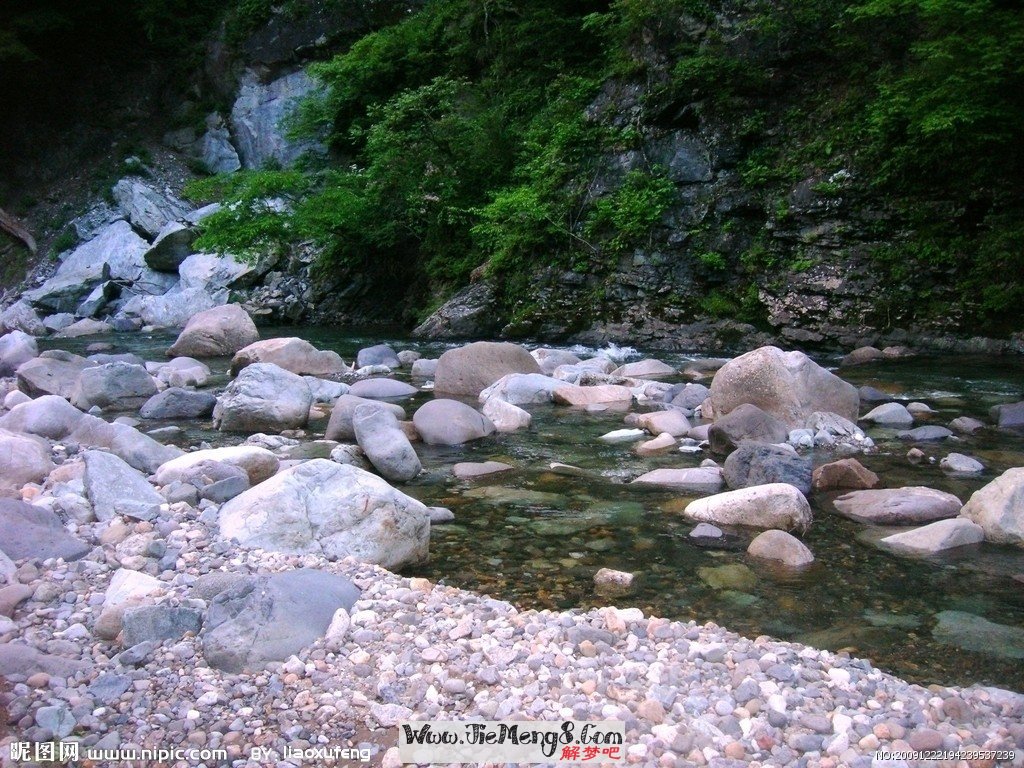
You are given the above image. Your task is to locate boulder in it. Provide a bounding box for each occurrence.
[633,409,691,437]
[96,568,163,640]
[349,378,419,399]
[83,450,165,522]
[112,178,190,238]
[553,385,632,407]
[139,388,217,419]
[683,484,812,532]
[841,346,884,367]
[932,611,1024,660]
[990,402,1024,429]
[663,382,710,411]
[709,346,859,427]
[746,529,814,567]
[0,643,88,679]
[170,460,250,503]
[478,373,567,405]
[214,363,312,433]
[152,357,211,388]
[960,468,1024,545]
[325,395,406,441]
[635,432,677,455]
[631,467,724,493]
[452,461,513,480]
[861,402,914,427]
[413,400,495,446]
[122,605,203,648]
[154,446,279,486]
[230,337,346,377]
[195,113,241,174]
[0,499,90,562]
[3,390,30,410]
[593,568,637,597]
[219,460,429,566]
[434,341,541,397]
[0,301,45,336]
[531,349,581,375]
[41,313,76,333]
[0,430,53,497]
[356,344,400,369]
[411,358,438,379]
[481,397,531,432]
[352,405,421,481]
[833,487,962,525]
[15,355,93,399]
[723,443,812,495]
[708,403,789,454]
[231,69,325,169]
[143,221,196,271]
[879,518,985,555]
[0,330,38,376]
[303,377,349,403]
[939,453,984,475]
[613,359,676,378]
[70,362,158,412]
[202,569,358,673]
[57,318,113,337]
[167,304,259,358]
[812,458,879,491]
[949,416,985,435]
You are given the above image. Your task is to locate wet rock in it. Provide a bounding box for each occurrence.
[663,382,710,411]
[633,409,691,437]
[710,346,859,427]
[841,346,884,366]
[434,341,541,397]
[553,385,632,407]
[699,563,757,591]
[349,378,419,399]
[593,568,637,597]
[167,304,259,358]
[411,358,438,378]
[747,529,814,566]
[635,432,677,455]
[939,453,984,475]
[684,483,812,532]
[0,330,38,376]
[933,611,1024,659]
[990,401,1024,429]
[0,500,90,561]
[143,221,196,271]
[708,403,789,454]
[214,363,312,433]
[632,467,724,493]
[356,344,400,369]
[478,373,567,405]
[879,518,984,555]
[949,416,985,435]
[452,461,513,480]
[833,487,962,525]
[723,443,812,495]
[960,467,1024,545]
[613,359,676,378]
[897,425,953,441]
[353,405,421,481]
[481,397,531,432]
[230,337,347,377]
[155,446,279,486]
[812,458,879,491]
[70,362,157,412]
[303,376,349,403]
[140,388,217,419]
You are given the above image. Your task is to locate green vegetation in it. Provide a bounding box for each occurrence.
[181,0,1022,333]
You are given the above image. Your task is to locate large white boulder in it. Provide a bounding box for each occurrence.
[960,468,1024,546]
[214,363,312,433]
[167,304,259,358]
[683,483,812,532]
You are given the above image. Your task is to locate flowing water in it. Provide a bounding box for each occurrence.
[43,327,1024,691]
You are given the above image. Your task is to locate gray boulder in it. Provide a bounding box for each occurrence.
[112,178,190,238]
[219,460,429,566]
[990,401,1024,429]
[949,416,985,434]
[861,402,914,427]
[710,346,859,427]
[143,221,196,271]
[939,453,984,475]
[723,443,812,495]
[152,357,211,388]
[140,388,217,419]
[663,382,710,411]
[15,354,93,399]
[833,487,962,525]
[0,301,45,336]
[747,529,814,566]
[356,344,400,368]
[708,403,789,454]
[349,378,419,399]
[352,404,421,481]
[413,399,495,446]
[202,568,358,673]
[960,467,1024,546]
[325,395,405,441]
[194,113,241,174]
[0,430,53,497]
[531,349,581,375]
[683,483,813,532]
[481,397,532,432]
[230,337,346,377]
[879,518,985,555]
[214,363,312,433]
[478,373,568,405]
[303,376,350,403]
[613,359,676,378]
[0,331,38,376]
[167,304,259,358]
[0,499,90,561]
[155,446,279,486]
[410,358,438,379]
[897,426,953,442]
[231,69,325,169]
[70,362,158,412]
[434,341,541,397]
[122,604,203,648]
[83,450,165,522]
[631,467,724,493]
[57,318,113,337]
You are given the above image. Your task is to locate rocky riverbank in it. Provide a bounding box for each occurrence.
[2,303,1024,766]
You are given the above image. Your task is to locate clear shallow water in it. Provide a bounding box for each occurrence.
[43,328,1024,691]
